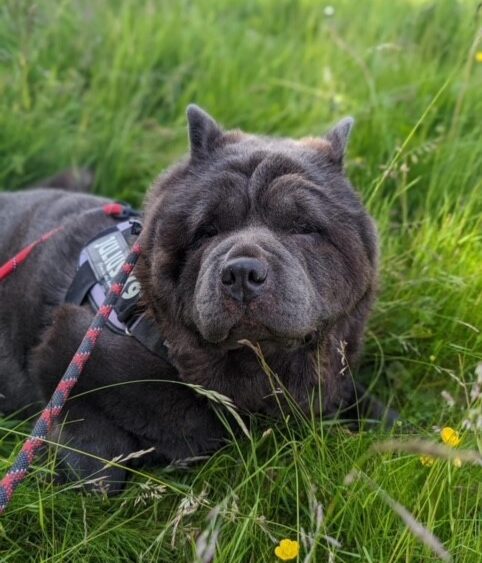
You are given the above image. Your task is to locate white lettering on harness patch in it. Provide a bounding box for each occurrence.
[122,276,141,299]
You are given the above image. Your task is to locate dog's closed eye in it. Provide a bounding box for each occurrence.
[191,224,219,249]
[286,221,326,238]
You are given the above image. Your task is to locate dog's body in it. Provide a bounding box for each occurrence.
[0,106,380,488]
[0,188,228,486]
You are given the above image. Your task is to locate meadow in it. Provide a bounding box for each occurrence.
[0,0,481,561]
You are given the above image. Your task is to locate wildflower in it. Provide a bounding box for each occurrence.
[420,427,464,468]
[440,427,461,447]
[420,455,435,467]
[440,427,462,465]
[475,51,482,63]
[275,539,300,561]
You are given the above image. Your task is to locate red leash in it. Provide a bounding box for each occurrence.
[0,203,141,513]
[0,228,62,281]
[0,203,126,282]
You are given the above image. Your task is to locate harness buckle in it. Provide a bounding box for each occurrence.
[130,219,143,235]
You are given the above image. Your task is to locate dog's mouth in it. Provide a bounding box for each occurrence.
[210,321,317,351]
[193,279,320,350]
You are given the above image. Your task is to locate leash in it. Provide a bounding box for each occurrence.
[0,203,128,283]
[0,227,62,281]
[0,203,142,513]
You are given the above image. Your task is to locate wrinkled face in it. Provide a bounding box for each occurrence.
[141,106,378,351]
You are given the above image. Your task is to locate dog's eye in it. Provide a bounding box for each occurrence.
[286,224,326,243]
[289,223,319,236]
[191,224,218,248]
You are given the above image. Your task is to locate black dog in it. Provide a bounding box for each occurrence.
[0,106,381,489]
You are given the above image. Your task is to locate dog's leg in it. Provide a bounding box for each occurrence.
[48,401,138,494]
[29,305,140,493]
[0,353,43,418]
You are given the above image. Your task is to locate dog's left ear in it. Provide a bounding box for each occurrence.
[186,104,223,159]
[324,116,354,165]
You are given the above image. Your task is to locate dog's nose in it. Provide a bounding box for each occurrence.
[221,257,268,302]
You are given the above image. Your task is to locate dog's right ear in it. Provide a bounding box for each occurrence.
[324,116,354,165]
[186,104,223,159]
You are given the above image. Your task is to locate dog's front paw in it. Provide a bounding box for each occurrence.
[48,414,139,495]
[53,448,129,495]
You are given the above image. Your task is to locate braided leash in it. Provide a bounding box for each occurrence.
[0,227,63,281]
[0,242,142,513]
[0,204,141,514]
[0,203,127,283]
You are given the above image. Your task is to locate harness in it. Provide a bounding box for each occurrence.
[65,216,168,359]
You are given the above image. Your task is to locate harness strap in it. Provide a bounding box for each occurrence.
[126,313,170,360]
[64,261,97,305]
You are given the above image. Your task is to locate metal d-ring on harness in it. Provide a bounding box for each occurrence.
[0,203,145,514]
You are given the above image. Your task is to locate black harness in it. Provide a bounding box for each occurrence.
[65,210,169,360]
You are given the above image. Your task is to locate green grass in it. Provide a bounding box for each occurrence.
[0,0,481,560]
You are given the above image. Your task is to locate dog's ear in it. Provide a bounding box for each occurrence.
[186,104,223,159]
[324,116,354,165]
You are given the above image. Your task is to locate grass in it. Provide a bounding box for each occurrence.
[0,0,481,560]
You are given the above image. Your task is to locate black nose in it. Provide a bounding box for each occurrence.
[221,257,268,303]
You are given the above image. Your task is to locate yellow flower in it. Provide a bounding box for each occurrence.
[275,539,300,561]
[475,51,482,63]
[420,455,435,467]
[440,427,461,447]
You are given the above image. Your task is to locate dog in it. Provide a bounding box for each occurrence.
[0,105,381,490]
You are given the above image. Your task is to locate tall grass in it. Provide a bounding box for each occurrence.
[0,0,481,561]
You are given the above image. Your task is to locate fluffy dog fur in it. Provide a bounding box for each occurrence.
[0,106,379,489]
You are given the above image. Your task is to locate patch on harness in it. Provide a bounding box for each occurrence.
[86,230,141,301]
[66,218,168,359]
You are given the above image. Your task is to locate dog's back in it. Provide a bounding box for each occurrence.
[0,188,112,414]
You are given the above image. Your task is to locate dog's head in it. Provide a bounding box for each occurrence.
[139,105,377,366]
